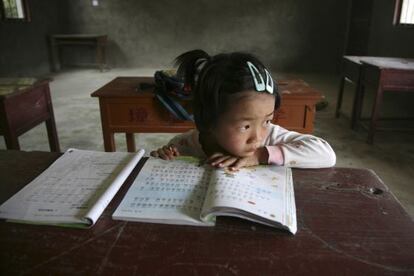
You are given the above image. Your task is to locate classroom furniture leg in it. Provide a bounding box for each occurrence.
[97,37,106,72]
[103,131,115,152]
[368,84,384,144]
[44,84,60,152]
[48,36,60,72]
[335,76,345,118]
[126,133,136,152]
[45,118,60,152]
[351,80,365,130]
[3,129,20,150]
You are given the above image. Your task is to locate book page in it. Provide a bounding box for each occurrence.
[113,157,214,226]
[0,148,144,227]
[285,169,297,233]
[84,149,145,223]
[201,166,297,233]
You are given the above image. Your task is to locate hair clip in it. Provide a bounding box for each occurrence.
[246,61,273,94]
[264,69,274,93]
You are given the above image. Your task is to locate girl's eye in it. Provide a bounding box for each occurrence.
[240,125,250,132]
[263,120,271,127]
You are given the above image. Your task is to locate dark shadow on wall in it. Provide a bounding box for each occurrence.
[0,0,70,77]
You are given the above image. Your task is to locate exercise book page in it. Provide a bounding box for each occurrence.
[0,148,142,225]
[201,166,291,226]
[113,157,214,226]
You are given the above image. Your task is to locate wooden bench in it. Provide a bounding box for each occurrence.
[48,34,107,72]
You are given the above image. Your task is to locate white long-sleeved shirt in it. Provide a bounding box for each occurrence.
[167,123,336,168]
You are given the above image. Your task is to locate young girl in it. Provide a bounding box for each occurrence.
[151,49,336,170]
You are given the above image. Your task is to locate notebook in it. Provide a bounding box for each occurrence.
[0,148,145,228]
[113,157,297,234]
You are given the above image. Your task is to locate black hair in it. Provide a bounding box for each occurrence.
[174,49,281,133]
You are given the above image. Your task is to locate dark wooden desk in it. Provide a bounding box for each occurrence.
[48,34,107,72]
[335,56,414,144]
[361,58,414,144]
[1,150,413,275]
[91,77,322,152]
[0,79,60,151]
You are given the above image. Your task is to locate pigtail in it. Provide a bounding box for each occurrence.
[174,49,210,90]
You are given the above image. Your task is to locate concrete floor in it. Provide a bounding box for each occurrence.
[1,68,413,218]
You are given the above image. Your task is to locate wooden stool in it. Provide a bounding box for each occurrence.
[0,78,60,152]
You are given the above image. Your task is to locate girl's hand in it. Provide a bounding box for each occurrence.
[150,145,180,160]
[207,148,268,170]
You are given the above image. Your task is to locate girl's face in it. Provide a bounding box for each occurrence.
[211,91,275,157]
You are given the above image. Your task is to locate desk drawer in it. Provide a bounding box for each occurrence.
[102,97,194,131]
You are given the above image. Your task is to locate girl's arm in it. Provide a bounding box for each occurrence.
[265,125,336,168]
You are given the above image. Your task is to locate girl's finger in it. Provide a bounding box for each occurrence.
[206,152,224,162]
[211,155,235,167]
[172,147,180,156]
[208,155,229,166]
[157,148,170,160]
[150,150,159,157]
[230,158,246,170]
[162,146,175,159]
[217,157,238,168]
[169,145,180,156]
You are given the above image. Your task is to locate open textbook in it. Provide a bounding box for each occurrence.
[0,148,145,228]
[113,157,297,234]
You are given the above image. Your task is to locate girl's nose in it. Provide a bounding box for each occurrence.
[248,127,263,144]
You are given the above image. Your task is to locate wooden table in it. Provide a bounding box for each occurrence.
[0,79,60,151]
[1,150,413,275]
[91,77,322,152]
[335,56,414,144]
[48,34,107,72]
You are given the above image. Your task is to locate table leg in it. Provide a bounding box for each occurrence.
[44,85,60,152]
[45,118,60,152]
[97,44,103,72]
[102,44,107,71]
[48,37,60,72]
[351,80,364,130]
[335,76,345,118]
[3,130,20,150]
[97,37,107,72]
[126,133,136,152]
[103,132,116,152]
[368,85,384,144]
